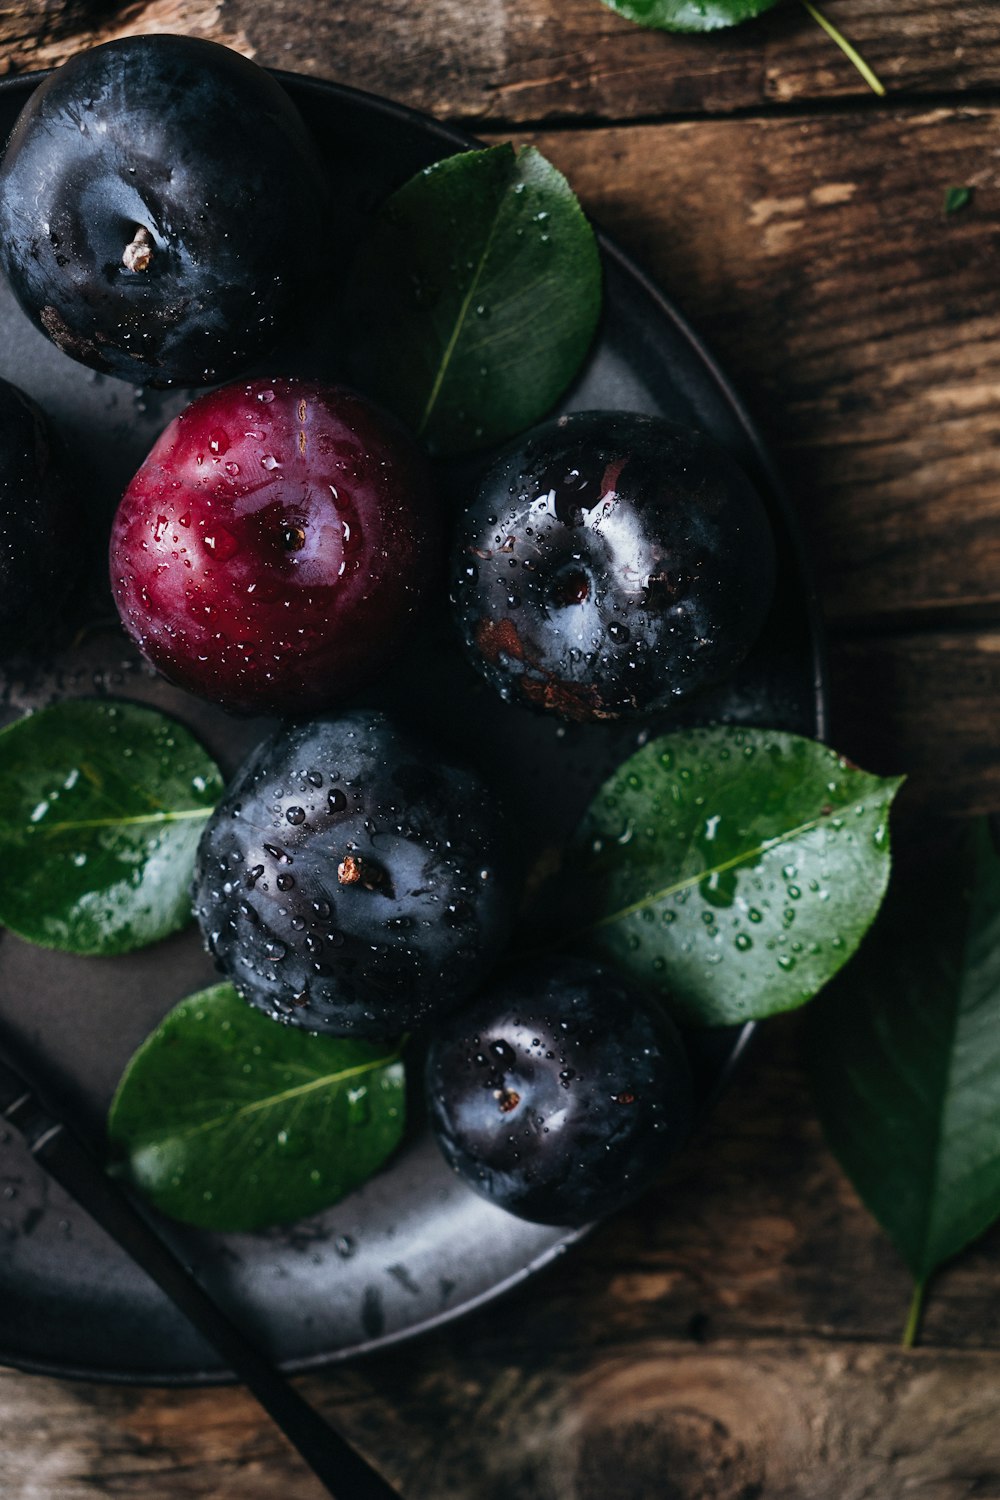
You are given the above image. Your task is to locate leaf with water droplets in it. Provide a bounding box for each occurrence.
[599,0,780,32]
[807,822,1000,1342]
[571,726,902,1026]
[346,143,602,454]
[0,699,223,955]
[108,983,406,1231]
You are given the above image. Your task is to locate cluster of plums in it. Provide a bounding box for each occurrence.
[0,36,778,1227]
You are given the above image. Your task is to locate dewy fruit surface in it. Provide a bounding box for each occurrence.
[0,35,329,386]
[452,410,777,722]
[110,379,437,715]
[193,710,513,1037]
[426,956,695,1225]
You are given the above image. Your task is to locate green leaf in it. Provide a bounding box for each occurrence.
[601,0,888,100]
[108,984,406,1232]
[571,726,902,1026]
[0,699,222,955]
[944,186,973,216]
[348,144,602,454]
[807,823,1000,1306]
[599,0,781,34]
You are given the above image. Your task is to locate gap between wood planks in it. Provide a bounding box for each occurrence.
[455,81,1000,138]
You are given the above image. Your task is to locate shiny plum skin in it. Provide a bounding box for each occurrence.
[0,378,78,649]
[0,36,328,386]
[426,958,695,1225]
[193,711,514,1038]
[109,379,438,715]
[451,410,776,722]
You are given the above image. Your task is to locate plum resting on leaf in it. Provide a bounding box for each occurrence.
[0,35,329,386]
[451,410,777,722]
[193,710,513,1038]
[109,378,438,715]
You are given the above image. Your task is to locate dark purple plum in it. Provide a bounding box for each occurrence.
[0,377,79,649]
[193,711,513,1038]
[0,36,329,386]
[451,410,776,722]
[426,958,694,1225]
[109,378,437,716]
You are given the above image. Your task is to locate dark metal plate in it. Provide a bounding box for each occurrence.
[0,72,826,1383]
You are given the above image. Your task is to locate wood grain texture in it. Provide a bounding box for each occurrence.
[1,0,999,119]
[501,110,1000,628]
[831,630,1000,816]
[6,1339,1000,1498]
[0,0,253,75]
[2,6,1000,1498]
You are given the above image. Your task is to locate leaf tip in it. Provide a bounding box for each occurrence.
[901,1279,926,1349]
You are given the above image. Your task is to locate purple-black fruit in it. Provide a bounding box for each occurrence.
[426,957,694,1225]
[0,36,329,386]
[0,377,78,649]
[451,410,776,722]
[193,711,513,1038]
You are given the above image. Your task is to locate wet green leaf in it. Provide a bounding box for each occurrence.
[599,0,781,33]
[572,726,902,1026]
[807,823,1000,1332]
[0,700,222,955]
[108,984,406,1231]
[944,186,972,216]
[347,143,602,454]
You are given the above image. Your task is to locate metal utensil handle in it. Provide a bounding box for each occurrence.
[1,1063,401,1500]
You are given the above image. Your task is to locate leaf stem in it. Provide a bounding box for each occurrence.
[578,785,900,940]
[416,149,513,437]
[130,1044,406,1145]
[902,1278,926,1348]
[17,807,214,836]
[800,1,886,98]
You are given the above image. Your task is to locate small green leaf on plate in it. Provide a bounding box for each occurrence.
[944,186,973,216]
[571,726,902,1026]
[0,699,222,956]
[108,984,406,1232]
[599,0,781,34]
[807,822,1000,1342]
[348,143,602,454]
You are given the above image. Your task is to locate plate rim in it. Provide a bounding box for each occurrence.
[0,66,828,1385]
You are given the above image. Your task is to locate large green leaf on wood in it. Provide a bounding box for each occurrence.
[807,822,1000,1332]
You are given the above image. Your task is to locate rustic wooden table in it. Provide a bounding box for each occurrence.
[3,1,1000,1495]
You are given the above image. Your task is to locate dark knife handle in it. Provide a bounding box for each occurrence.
[0,1058,401,1500]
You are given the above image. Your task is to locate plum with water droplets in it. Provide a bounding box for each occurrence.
[109,378,438,714]
[193,710,513,1037]
[0,35,329,386]
[451,410,776,722]
[0,377,79,650]
[426,957,694,1224]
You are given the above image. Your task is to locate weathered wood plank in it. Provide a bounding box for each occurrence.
[1,0,998,120]
[831,629,1000,816]
[508,109,1000,626]
[0,0,254,75]
[6,1334,1000,1498]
